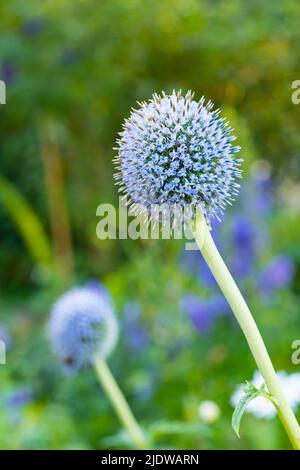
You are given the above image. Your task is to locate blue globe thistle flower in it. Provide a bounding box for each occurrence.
[115,90,242,223]
[49,286,118,373]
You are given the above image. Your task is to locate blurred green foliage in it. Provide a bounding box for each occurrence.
[1,0,300,450]
[1,0,300,287]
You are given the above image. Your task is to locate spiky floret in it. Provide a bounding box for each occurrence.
[114,90,242,223]
[49,286,118,373]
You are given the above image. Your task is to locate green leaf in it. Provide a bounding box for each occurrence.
[232,382,274,438]
[0,175,53,267]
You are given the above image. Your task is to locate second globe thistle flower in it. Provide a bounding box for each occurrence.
[49,286,118,373]
[49,284,147,449]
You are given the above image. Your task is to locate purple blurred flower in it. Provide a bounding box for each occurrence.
[0,61,17,84]
[122,302,149,351]
[85,279,110,300]
[231,215,257,277]
[6,388,34,426]
[232,215,255,250]
[180,219,223,287]
[253,167,273,215]
[209,295,230,317]
[182,296,212,332]
[260,255,294,294]
[180,249,199,273]
[181,250,216,288]
[231,253,253,279]
[22,18,45,37]
[181,294,228,332]
[239,165,273,218]
[7,388,34,408]
[198,258,217,287]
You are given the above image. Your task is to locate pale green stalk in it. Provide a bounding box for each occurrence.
[93,357,148,449]
[193,214,300,450]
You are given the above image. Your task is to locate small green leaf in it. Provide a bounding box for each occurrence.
[232,382,274,438]
[0,175,52,266]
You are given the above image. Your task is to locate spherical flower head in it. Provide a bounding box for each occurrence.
[49,286,118,373]
[115,90,242,224]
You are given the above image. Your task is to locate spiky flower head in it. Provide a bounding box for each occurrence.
[49,285,118,373]
[115,90,242,224]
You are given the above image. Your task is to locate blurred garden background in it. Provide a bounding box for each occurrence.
[1,0,300,450]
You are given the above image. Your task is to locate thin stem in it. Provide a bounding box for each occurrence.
[193,214,300,450]
[93,357,148,449]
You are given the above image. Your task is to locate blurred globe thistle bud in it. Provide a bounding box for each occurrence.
[198,400,221,424]
[49,286,118,373]
[115,90,242,224]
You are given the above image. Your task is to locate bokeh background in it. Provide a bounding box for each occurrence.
[1,0,300,450]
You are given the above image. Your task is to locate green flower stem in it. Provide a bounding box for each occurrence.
[193,214,300,450]
[93,357,148,449]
